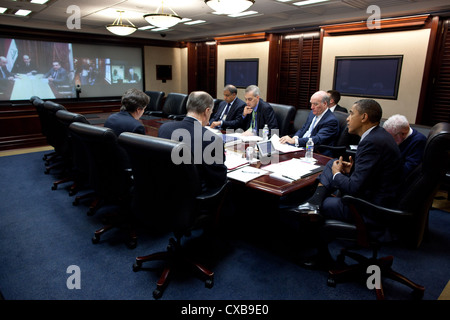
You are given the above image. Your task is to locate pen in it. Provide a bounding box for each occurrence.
[282,175,296,181]
[242,170,260,174]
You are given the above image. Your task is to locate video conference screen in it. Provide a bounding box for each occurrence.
[0,38,143,101]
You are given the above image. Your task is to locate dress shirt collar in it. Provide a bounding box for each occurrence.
[360,125,377,143]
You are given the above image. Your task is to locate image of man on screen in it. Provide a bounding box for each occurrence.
[44,61,68,85]
[12,55,38,75]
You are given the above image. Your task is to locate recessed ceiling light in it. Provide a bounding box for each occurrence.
[293,0,329,6]
[184,20,206,25]
[228,10,258,18]
[30,0,49,4]
[0,7,7,14]
[180,18,192,22]
[15,9,32,16]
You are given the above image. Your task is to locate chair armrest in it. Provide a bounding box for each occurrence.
[341,195,413,220]
[145,111,165,117]
[168,114,186,121]
[196,180,230,201]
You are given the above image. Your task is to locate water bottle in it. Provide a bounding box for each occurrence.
[305,138,314,161]
[262,124,269,141]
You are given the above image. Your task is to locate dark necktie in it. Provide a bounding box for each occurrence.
[0,67,6,79]
[221,103,231,120]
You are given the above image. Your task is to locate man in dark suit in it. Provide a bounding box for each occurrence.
[0,56,15,80]
[158,91,227,192]
[295,99,402,268]
[383,114,427,178]
[240,85,278,135]
[209,84,246,130]
[104,88,149,137]
[12,55,38,75]
[44,61,68,85]
[327,89,347,113]
[279,90,339,156]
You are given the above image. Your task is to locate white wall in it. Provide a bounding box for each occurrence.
[320,29,431,122]
[143,46,188,94]
[216,41,270,100]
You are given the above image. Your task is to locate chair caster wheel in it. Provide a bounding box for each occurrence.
[92,235,100,244]
[51,185,57,190]
[327,277,336,287]
[205,278,214,289]
[153,289,162,299]
[412,288,424,300]
[132,261,142,272]
[126,238,137,250]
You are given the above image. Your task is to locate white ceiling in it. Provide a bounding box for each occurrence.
[1,0,450,42]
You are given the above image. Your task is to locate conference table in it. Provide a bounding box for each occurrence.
[10,74,57,100]
[87,112,331,197]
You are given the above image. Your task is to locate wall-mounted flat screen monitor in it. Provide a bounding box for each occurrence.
[333,55,403,100]
[225,59,258,89]
[0,38,143,101]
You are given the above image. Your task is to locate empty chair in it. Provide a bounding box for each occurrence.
[54,110,90,195]
[143,90,165,113]
[31,96,57,162]
[145,92,188,120]
[41,101,68,174]
[269,102,296,137]
[69,122,136,248]
[324,122,450,299]
[118,132,229,299]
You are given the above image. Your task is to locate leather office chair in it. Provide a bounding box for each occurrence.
[291,109,310,135]
[31,96,58,162]
[42,101,68,174]
[68,122,136,248]
[118,132,229,299]
[143,90,165,113]
[213,98,223,116]
[144,92,188,121]
[270,103,296,137]
[323,122,450,299]
[54,110,90,195]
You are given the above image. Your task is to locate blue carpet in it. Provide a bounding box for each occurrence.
[1,150,450,305]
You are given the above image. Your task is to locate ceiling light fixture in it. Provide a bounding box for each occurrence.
[205,0,255,15]
[106,11,137,36]
[144,1,182,29]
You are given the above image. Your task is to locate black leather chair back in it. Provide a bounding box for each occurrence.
[145,90,165,112]
[396,122,450,246]
[270,103,296,136]
[118,132,202,232]
[213,98,223,116]
[162,93,188,117]
[68,122,132,200]
[42,101,67,154]
[56,110,90,180]
[292,109,310,134]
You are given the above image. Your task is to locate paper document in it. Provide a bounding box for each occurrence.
[270,134,303,153]
[227,167,268,183]
[262,158,321,181]
[225,151,249,171]
[226,132,263,142]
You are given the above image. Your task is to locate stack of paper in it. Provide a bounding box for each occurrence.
[262,158,321,182]
[225,151,249,171]
[227,167,268,183]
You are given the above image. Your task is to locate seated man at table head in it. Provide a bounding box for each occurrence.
[158,91,227,192]
[383,114,427,179]
[279,90,339,156]
[12,54,38,75]
[209,84,246,130]
[240,85,278,136]
[104,88,149,137]
[294,99,402,268]
[44,61,68,85]
[327,89,347,113]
